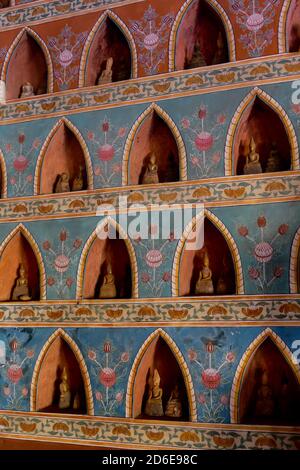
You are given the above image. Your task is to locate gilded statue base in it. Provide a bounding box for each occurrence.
[195,279,214,295]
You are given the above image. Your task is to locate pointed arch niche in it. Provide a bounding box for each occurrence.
[0,1,10,8]
[290,226,300,293]
[226,89,298,176]
[173,210,243,297]
[79,11,137,88]
[2,27,53,100]
[31,329,94,415]
[76,217,138,300]
[126,329,197,422]
[170,0,234,72]
[0,224,46,302]
[230,329,300,426]
[123,104,187,186]
[281,0,300,53]
[34,118,93,195]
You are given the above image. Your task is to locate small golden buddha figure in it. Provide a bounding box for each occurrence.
[58,367,71,410]
[265,142,282,173]
[20,82,35,99]
[145,369,164,417]
[97,57,113,85]
[243,137,262,175]
[212,32,226,65]
[72,166,84,192]
[254,370,275,419]
[165,384,182,418]
[54,172,70,193]
[142,153,159,185]
[186,42,206,69]
[11,264,31,301]
[99,263,117,299]
[195,250,214,295]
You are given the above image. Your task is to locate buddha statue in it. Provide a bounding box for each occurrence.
[97,57,113,85]
[142,153,159,185]
[195,250,214,295]
[72,166,84,192]
[243,137,262,175]
[212,32,226,65]
[165,384,182,418]
[265,142,282,173]
[99,263,117,299]
[11,264,31,301]
[20,82,35,99]
[254,370,275,419]
[54,172,70,193]
[58,367,71,410]
[186,42,206,69]
[144,369,164,417]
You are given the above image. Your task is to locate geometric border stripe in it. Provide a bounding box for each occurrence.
[76,215,139,300]
[78,9,138,88]
[224,87,300,176]
[290,226,300,294]
[125,327,197,422]
[30,328,94,415]
[229,327,300,424]
[122,102,187,186]
[171,208,244,297]
[0,149,7,198]
[0,222,46,300]
[168,0,236,72]
[33,117,94,195]
[1,26,54,95]
[278,0,292,54]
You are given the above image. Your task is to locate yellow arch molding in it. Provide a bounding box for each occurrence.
[290,226,300,293]
[0,223,46,300]
[122,102,187,186]
[30,328,94,415]
[0,149,7,198]
[125,328,197,422]
[79,9,138,88]
[76,215,139,300]
[1,26,54,94]
[230,327,300,424]
[172,208,244,297]
[34,117,94,195]
[168,0,236,72]
[224,87,299,176]
[278,0,293,53]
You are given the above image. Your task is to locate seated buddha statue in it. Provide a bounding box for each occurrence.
[265,142,282,173]
[254,370,275,419]
[72,166,84,192]
[97,57,113,85]
[99,263,117,299]
[58,367,72,410]
[145,369,164,417]
[20,82,35,99]
[195,250,214,295]
[11,264,31,301]
[243,137,262,175]
[165,384,182,418]
[142,153,159,185]
[54,173,70,193]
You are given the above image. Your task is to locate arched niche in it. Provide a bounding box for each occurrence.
[31,329,94,415]
[173,0,229,71]
[290,226,300,293]
[127,330,196,421]
[0,1,10,8]
[81,13,133,87]
[177,217,237,297]
[237,336,300,425]
[3,28,52,100]
[233,96,292,176]
[125,107,183,186]
[0,224,45,302]
[35,119,92,195]
[77,220,137,300]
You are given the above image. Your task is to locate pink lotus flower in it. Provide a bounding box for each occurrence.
[33,138,41,149]
[212,152,221,164]
[188,349,197,361]
[7,364,23,384]
[141,272,150,283]
[88,350,97,361]
[217,114,226,124]
[191,156,199,165]
[118,127,126,138]
[278,224,288,235]
[254,242,273,263]
[94,165,102,176]
[102,121,109,133]
[162,272,171,282]
[116,392,123,403]
[257,216,266,228]
[195,132,213,152]
[10,177,16,185]
[121,352,129,362]
[98,144,115,161]
[87,131,95,141]
[202,368,221,389]
[54,254,70,273]
[13,155,29,172]
[26,174,33,182]
[181,118,190,129]
[238,226,248,237]
[66,277,73,288]
[73,239,82,249]
[99,368,116,388]
[248,267,260,280]
[226,351,235,363]
[47,277,55,286]
[43,241,51,251]
[27,349,34,358]
[95,391,102,401]
[198,106,207,120]
[145,249,163,268]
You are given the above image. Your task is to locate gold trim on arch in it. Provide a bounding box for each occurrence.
[125,328,197,422]
[290,226,300,294]
[122,102,187,186]
[34,117,93,195]
[0,223,46,300]
[224,87,299,176]
[168,0,236,72]
[76,215,139,300]
[229,327,300,424]
[171,208,244,296]
[78,9,138,88]
[278,0,293,53]
[1,26,54,94]
[30,328,94,415]
[0,149,7,198]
